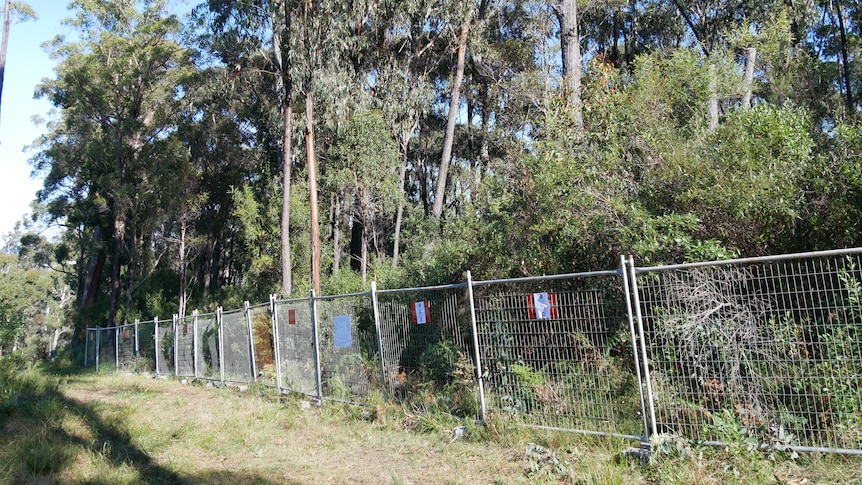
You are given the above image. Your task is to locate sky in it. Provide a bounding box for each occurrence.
[0,0,68,239]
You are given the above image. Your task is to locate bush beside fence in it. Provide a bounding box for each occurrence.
[85,248,862,455]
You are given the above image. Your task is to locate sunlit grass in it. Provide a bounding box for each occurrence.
[2,359,861,483]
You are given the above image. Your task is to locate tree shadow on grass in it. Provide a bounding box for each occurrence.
[0,366,284,484]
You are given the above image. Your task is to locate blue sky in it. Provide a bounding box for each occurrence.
[0,0,68,239]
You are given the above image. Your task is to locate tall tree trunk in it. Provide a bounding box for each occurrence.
[178,219,188,319]
[275,2,293,297]
[108,211,126,327]
[360,187,369,283]
[0,0,10,128]
[708,63,719,133]
[556,0,583,127]
[432,17,470,220]
[834,2,854,115]
[306,86,321,294]
[741,47,756,109]
[332,193,341,272]
[392,139,410,268]
[81,225,106,313]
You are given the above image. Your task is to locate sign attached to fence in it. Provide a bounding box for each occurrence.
[288,309,297,325]
[334,315,352,348]
[528,292,558,320]
[124,328,130,339]
[412,301,430,325]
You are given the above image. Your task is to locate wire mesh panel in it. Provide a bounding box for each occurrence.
[274,299,317,395]
[117,324,136,371]
[249,304,276,385]
[222,308,253,383]
[137,320,156,372]
[85,328,98,367]
[635,250,862,452]
[473,272,644,438]
[316,293,381,403]
[376,285,479,418]
[155,318,175,376]
[195,312,220,380]
[96,327,117,371]
[176,315,195,377]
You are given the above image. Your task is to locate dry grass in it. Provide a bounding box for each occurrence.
[2,365,862,484]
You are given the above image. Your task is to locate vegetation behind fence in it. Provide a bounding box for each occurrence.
[86,248,862,455]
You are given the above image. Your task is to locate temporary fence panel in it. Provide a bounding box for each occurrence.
[274,298,317,396]
[117,323,136,371]
[221,308,254,383]
[155,318,175,376]
[137,319,156,373]
[249,303,276,385]
[472,272,645,439]
[633,249,862,453]
[176,314,195,377]
[376,284,479,418]
[316,292,381,403]
[194,312,220,380]
[97,327,117,372]
[85,328,98,367]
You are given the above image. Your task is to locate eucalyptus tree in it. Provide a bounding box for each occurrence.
[196,0,303,297]
[34,0,193,333]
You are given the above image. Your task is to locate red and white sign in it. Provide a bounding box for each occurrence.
[528,292,558,320]
[411,301,430,325]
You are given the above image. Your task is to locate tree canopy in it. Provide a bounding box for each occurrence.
[0,0,859,354]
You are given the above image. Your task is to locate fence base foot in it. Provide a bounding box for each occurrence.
[618,442,651,466]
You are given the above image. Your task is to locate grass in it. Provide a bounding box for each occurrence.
[1,358,862,484]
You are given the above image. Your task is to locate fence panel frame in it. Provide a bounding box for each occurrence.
[630,247,862,455]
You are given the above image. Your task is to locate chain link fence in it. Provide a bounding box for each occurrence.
[86,248,862,455]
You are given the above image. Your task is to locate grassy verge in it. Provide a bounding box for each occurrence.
[1,358,860,484]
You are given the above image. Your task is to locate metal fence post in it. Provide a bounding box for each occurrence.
[627,255,658,437]
[370,282,389,397]
[95,328,100,371]
[245,301,258,382]
[193,310,200,378]
[153,317,159,375]
[173,314,179,378]
[620,256,649,441]
[84,328,89,368]
[134,319,140,373]
[270,295,282,391]
[115,326,120,369]
[466,271,488,422]
[218,307,225,383]
[310,289,323,401]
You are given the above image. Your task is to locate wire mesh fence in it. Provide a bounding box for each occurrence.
[273,298,317,395]
[221,308,253,383]
[632,250,862,453]
[155,317,174,376]
[85,247,862,455]
[176,314,195,377]
[316,292,380,404]
[195,312,220,380]
[249,303,275,386]
[472,272,645,439]
[376,283,479,419]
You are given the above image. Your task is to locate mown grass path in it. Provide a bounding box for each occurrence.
[3,367,862,484]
